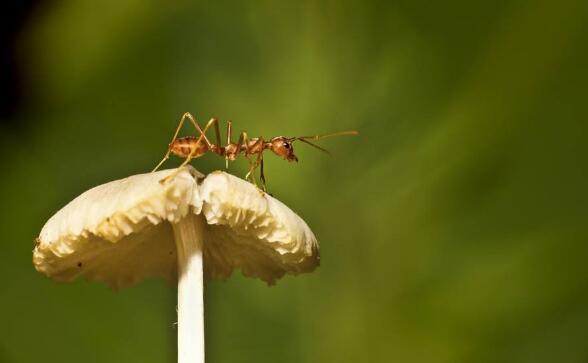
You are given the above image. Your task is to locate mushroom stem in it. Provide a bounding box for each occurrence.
[173,214,205,363]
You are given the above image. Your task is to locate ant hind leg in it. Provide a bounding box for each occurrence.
[152,114,190,172]
[153,113,220,173]
[159,152,196,184]
[152,151,171,173]
[152,112,198,172]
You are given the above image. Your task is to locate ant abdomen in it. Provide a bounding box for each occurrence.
[170,137,208,158]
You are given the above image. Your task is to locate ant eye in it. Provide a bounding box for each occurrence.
[283,143,290,149]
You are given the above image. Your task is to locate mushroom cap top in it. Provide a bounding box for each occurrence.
[33,167,319,288]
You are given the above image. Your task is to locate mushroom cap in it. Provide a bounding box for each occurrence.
[33,167,319,288]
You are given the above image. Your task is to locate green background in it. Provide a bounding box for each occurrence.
[2,0,588,362]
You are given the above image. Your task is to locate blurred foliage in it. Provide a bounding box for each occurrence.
[1,0,588,362]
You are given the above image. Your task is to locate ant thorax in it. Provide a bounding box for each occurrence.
[244,138,264,154]
[223,143,239,160]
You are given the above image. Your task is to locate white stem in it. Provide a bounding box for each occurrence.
[172,214,205,363]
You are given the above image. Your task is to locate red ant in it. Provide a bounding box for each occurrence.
[153,112,358,190]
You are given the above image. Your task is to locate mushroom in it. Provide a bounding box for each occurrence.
[33,166,319,363]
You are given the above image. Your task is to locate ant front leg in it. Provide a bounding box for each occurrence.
[252,148,267,192]
[246,148,267,193]
[244,157,257,185]
[259,155,268,193]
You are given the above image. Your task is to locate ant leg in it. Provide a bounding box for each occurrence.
[249,139,265,189]
[225,121,233,168]
[235,130,250,170]
[244,165,253,183]
[199,118,220,146]
[236,131,249,156]
[259,155,267,192]
[206,117,223,167]
[213,119,221,150]
[250,166,259,186]
[152,112,194,172]
[226,121,233,144]
[153,112,216,172]
[188,115,222,150]
[183,113,216,149]
[244,140,265,190]
[152,151,171,173]
[245,160,259,187]
[159,148,197,184]
[253,147,267,192]
[238,132,258,184]
[180,116,223,164]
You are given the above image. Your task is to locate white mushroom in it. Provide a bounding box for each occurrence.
[33,166,319,363]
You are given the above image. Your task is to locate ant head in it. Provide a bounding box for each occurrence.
[269,137,298,162]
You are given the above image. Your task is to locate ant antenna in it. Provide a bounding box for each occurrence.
[297,130,358,140]
[291,130,358,155]
[294,138,331,155]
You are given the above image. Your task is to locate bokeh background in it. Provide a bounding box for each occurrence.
[1,0,588,362]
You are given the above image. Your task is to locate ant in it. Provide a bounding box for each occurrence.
[152,112,358,190]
